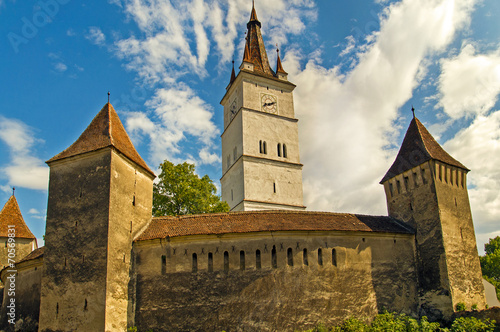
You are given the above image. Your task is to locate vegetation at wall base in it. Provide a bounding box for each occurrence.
[299,312,497,332]
[480,236,500,301]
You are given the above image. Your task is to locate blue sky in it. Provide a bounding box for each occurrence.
[0,0,499,253]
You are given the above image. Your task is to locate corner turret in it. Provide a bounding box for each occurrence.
[381,114,485,320]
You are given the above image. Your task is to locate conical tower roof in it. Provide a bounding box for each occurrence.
[381,117,468,183]
[47,103,155,177]
[243,2,275,76]
[0,195,36,239]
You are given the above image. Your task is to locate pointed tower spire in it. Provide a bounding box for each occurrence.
[381,117,468,183]
[230,60,236,84]
[242,1,275,76]
[276,46,287,74]
[47,103,154,176]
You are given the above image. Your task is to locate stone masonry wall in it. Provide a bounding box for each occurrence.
[133,231,418,331]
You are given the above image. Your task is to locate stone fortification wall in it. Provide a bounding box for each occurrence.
[0,252,43,331]
[133,231,418,331]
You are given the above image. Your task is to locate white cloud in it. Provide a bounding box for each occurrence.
[125,85,219,167]
[114,0,316,84]
[54,62,67,72]
[0,116,49,191]
[438,43,500,119]
[444,111,500,239]
[86,26,106,46]
[66,28,76,37]
[284,0,477,214]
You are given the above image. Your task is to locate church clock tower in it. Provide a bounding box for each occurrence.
[220,3,305,211]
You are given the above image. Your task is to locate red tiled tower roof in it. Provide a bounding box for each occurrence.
[229,60,236,84]
[381,117,468,183]
[47,103,155,177]
[0,195,36,239]
[136,210,413,241]
[243,2,275,76]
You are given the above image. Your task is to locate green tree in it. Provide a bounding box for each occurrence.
[479,236,500,300]
[153,160,229,216]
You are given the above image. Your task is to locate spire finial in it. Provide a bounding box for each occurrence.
[108,91,110,104]
[12,187,15,196]
[411,106,415,119]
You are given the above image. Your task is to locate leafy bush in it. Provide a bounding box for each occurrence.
[331,317,369,332]
[449,317,496,332]
[455,302,466,311]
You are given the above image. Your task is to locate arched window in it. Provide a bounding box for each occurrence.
[287,248,293,266]
[208,252,213,272]
[332,249,337,267]
[259,140,263,153]
[277,143,282,157]
[256,250,261,269]
[283,144,287,158]
[224,251,229,273]
[240,250,245,270]
[303,248,308,266]
[272,246,277,268]
[192,253,198,273]
[318,248,323,266]
[263,141,267,154]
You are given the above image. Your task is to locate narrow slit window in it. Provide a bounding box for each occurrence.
[318,248,323,266]
[263,141,267,154]
[283,144,287,158]
[273,182,276,194]
[287,248,293,266]
[303,248,308,266]
[277,143,282,157]
[259,140,263,153]
[161,255,166,275]
[389,182,393,197]
[413,172,418,187]
[208,252,213,272]
[421,168,427,184]
[272,246,277,268]
[224,251,229,273]
[240,250,245,270]
[256,250,261,269]
[192,253,198,273]
[396,180,401,194]
[404,176,409,190]
[332,249,337,267]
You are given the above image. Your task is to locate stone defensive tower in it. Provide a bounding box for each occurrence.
[220,3,305,211]
[0,194,37,270]
[380,115,486,320]
[38,103,155,331]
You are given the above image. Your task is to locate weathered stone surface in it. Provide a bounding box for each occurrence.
[134,232,418,331]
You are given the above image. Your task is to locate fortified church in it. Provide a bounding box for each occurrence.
[0,4,488,332]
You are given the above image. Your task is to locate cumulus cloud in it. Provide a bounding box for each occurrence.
[284,0,477,214]
[114,0,316,84]
[438,43,500,119]
[86,26,106,45]
[0,116,49,191]
[125,85,219,167]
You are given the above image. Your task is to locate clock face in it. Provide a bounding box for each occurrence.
[230,99,237,120]
[261,94,277,113]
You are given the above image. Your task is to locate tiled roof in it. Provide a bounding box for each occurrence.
[0,196,36,239]
[47,103,155,177]
[17,246,44,264]
[276,50,287,75]
[243,3,275,77]
[136,211,414,241]
[381,117,468,183]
